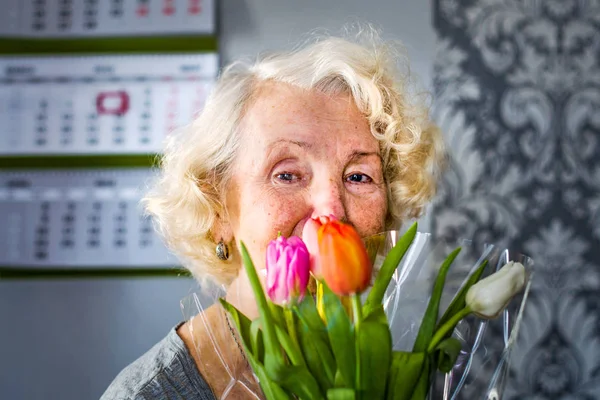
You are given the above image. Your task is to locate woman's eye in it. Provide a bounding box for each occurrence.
[275,172,299,183]
[346,173,373,183]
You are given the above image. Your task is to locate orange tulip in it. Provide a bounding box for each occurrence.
[317,220,372,295]
[302,215,335,279]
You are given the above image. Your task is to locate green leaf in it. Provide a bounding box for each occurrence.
[409,358,430,400]
[277,365,324,400]
[270,301,286,330]
[295,294,328,343]
[250,319,264,362]
[297,308,336,392]
[295,293,336,391]
[327,388,356,400]
[437,259,488,330]
[220,298,294,399]
[358,307,392,399]
[427,307,471,353]
[364,223,418,316]
[412,247,462,353]
[386,351,426,400]
[275,323,305,367]
[249,358,292,400]
[363,303,389,324]
[239,242,283,366]
[434,338,462,373]
[219,299,253,351]
[322,282,356,388]
[334,370,345,388]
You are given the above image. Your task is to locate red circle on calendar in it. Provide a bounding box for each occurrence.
[96,91,130,116]
[137,7,149,17]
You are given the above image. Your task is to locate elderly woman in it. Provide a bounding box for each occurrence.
[102,29,443,399]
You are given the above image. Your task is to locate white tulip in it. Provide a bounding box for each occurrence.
[466,261,526,319]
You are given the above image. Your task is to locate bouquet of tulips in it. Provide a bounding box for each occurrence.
[220,217,527,400]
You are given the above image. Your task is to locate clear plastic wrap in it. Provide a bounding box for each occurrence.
[180,230,533,399]
[367,231,534,400]
[180,282,264,399]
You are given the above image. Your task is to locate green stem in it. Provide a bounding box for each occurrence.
[427,307,472,353]
[351,294,363,328]
[284,308,300,351]
[275,324,305,367]
[351,294,363,393]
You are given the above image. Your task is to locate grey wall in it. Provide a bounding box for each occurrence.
[0,278,197,399]
[220,0,436,87]
[0,2,437,399]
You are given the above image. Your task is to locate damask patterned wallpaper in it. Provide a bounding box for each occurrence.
[430,0,600,398]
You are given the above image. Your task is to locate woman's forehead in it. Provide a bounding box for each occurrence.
[241,82,375,148]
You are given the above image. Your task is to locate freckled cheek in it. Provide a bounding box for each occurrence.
[241,192,303,237]
[240,195,306,271]
[265,193,307,236]
[347,192,387,237]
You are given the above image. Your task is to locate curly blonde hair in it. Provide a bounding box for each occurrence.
[143,27,445,285]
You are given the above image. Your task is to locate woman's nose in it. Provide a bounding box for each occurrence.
[309,178,347,221]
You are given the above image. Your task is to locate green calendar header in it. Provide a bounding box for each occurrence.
[0,36,218,55]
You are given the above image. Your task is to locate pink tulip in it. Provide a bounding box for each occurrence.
[302,215,335,279]
[266,236,310,306]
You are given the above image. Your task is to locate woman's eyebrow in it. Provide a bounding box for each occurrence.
[266,139,314,150]
[262,139,313,165]
[348,151,383,164]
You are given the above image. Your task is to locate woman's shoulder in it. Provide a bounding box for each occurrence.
[100,323,216,400]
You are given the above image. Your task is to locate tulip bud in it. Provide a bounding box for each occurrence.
[302,215,335,279]
[466,261,526,319]
[317,220,372,295]
[265,236,311,306]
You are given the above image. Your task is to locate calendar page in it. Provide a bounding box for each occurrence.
[0,169,178,268]
[0,0,215,37]
[0,53,217,155]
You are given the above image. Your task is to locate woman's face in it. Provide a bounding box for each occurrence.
[225,82,388,273]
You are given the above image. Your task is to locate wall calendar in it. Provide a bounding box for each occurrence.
[0,0,215,37]
[0,0,216,271]
[0,53,218,155]
[0,169,177,267]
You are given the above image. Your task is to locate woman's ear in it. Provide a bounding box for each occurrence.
[211,212,234,245]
